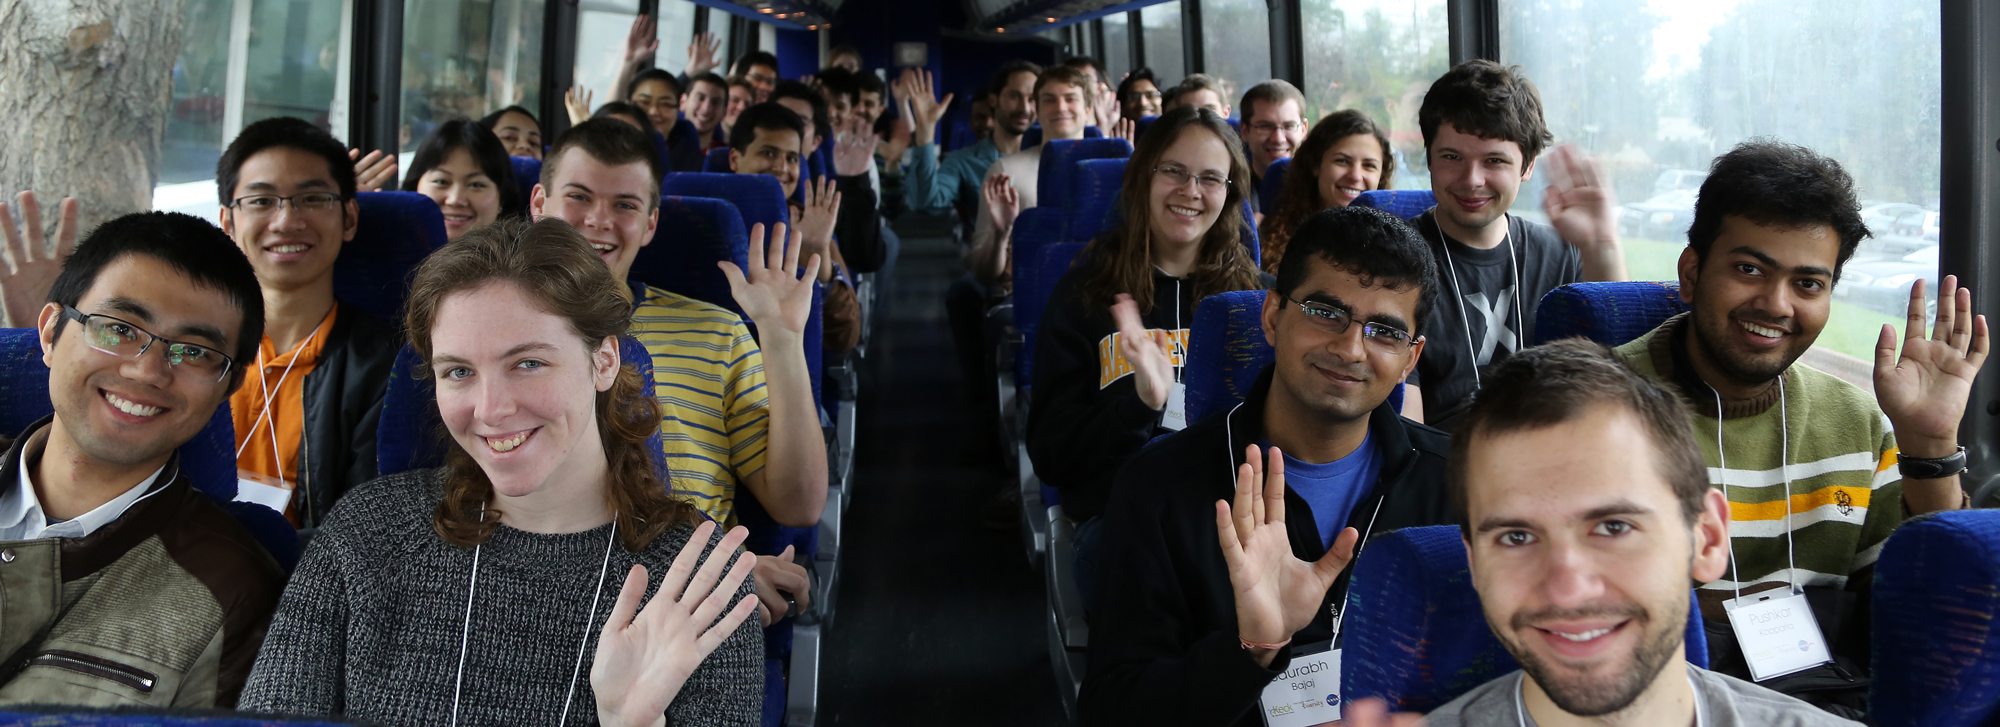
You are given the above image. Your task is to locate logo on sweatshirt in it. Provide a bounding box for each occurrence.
[1097,328,1190,389]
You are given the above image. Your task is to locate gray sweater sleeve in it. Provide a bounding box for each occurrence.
[664,524,766,727]
[237,530,349,715]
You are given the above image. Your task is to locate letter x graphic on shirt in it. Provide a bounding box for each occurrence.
[1466,288,1519,366]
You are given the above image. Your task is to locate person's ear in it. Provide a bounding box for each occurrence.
[219,206,235,236]
[1261,290,1282,348]
[1677,247,1702,304]
[642,206,658,249]
[594,337,620,392]
[1403,337,1425,381]
[341,197,360,242]
[1690,487,1732,583]
[729,149,743,173]
[37,302,62,363]
[529,183,547,220]
[1520,156,1537,182]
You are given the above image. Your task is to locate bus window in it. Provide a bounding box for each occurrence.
[1142,2,1185,87]
[1503,0,1942,367]
[1203,0,1270,105]
[401,0,546,153]
[1103,14,1132,83]
[1302,0,1450,192]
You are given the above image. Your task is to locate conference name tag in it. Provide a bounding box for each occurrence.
[1724,589,1831,682]
[234,469,295,515]
[1162,382,1188,431]
[1259,646,1342,727]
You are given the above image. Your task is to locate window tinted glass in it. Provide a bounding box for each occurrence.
[401,0,546,152]
[1141,2,1184,87]
[1301,0,1449,191]
[1201,0,1270,111]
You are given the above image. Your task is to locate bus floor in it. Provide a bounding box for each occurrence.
[819,211,1069,724]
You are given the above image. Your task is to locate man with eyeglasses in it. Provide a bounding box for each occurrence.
[0,210,284,706]
[215,117,398,533]
[1240,80,1311,195]
[1081,206,1453,727]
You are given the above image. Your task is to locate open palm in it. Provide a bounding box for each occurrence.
[0,191,77,328]
[1215,445,1358,648]
[1875,275,1990,448]
[591,522,759,727]
[721,222,821,335]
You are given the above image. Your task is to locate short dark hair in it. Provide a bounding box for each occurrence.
[727,75,756,93]
[812,67,861,106]
[1118,67,1159,106]
[1240,80,1305,121]
[732,51,780,77]
[687,72,729,98]
[478,105,539,131]
[853,70,885,98]
[828,44,861,64]
[627,68,682,100]
[1274,206,1439,331]
[48,212,266,370]
[216,117,357,206]
[543,118,664,207]
[1418,59,1553,165]
[988,60,1044,97]
[729,102,807,153]
[770,79,829,143]
[1063,56,1103,76]
[591,100,658,139]
[1687,140,1870,280]
[401,119,526,219]
[1445,339,1711,537]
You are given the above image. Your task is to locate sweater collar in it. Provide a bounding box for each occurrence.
[1647,312,1783,420]
[1229,365,1420,479]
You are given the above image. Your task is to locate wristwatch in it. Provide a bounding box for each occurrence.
[1899,445,1969,480]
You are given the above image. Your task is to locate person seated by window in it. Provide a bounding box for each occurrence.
[1343,339,1858,727]
[1027,106,1264,586]
[971,63,1104,295]
[732,51,781,104]
[1079,206,1448,726]
[216,117,399,531]
[236,218,764,725]
[724,75,756,132]
[902,61,1039,229]
[1119,67,1164,121]
[1261,110,1395,274]
[1174,74,1234,119]
[812,68,860,144]
[684,72,732,152]
[1406,60,1625,431]
[1239,80,1310,185]
[0,210,284,707]
[624,69,705,174]
[726,103,864,354]
[401,119,526,241]
[1609,140,1988,718]
[530,118,827,626]
[1063,55,1120,132]
[479,105,544,160]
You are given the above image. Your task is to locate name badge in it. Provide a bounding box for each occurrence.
[1259,645,1342,727]
[1162,382,1188,431]
[234,468,295,514]
[1724,589,1832,682]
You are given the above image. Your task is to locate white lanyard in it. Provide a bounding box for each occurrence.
[450,515,619,726]
[1710,377,1797,598]
[1513,669,1705,726]
[1433,214,1524,387]
[233,315,329,486]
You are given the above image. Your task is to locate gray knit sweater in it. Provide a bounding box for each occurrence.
[236,468,763,725]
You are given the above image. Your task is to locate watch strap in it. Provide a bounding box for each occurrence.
[1899,445,1969,480]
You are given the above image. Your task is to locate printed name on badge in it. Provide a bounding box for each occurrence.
[1724,589,1831,682]
[1260,647,1342,727]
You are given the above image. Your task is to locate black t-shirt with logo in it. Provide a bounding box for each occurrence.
[1408,210,1582,429]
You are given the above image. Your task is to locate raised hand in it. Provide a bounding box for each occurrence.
[752,546,812,628]
[1094,83,1119,132]
[832,118,875,177]
[0,191,78,328]
[882,94,915,165]
[1111,115,1136,145]
[1876,275,1990,461]
[565,85,594,126]
[796,178,841,282]
[1540,145,1625,281]
[623,14,660,67]
[1111,293,1174,410]
[903,68,953,146]
[721,222,821,336]
[1215,445,1360,668]
[347,148,398,192]
[982,171,1021,236]
[590,521,759,727]
[684,31,720,78]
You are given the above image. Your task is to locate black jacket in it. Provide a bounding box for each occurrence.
[1027,267,1198,521]
[1078,367,1453,727]
[833,174,885,273]
[295,307,397,529]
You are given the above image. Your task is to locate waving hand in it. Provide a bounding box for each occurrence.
[1215,445,1359,668]
[590,521,759,727]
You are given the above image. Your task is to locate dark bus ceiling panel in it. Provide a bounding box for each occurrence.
[973,0,1172,34]
[686,0,837,30]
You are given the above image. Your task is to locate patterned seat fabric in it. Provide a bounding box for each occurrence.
[1259,157,1293,218]
[662,172,790,233]
[1036,138,1134,239]
[1532,281,1689,347]
[1070,158,1128,242]
[1182,291,1400,424]
[1871,509,2000,727]
[1351,190,1438,222]
[701,146,732,173]
[510,155,541,206]
[338,192,451,327]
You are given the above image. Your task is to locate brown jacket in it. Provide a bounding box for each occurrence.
[0,418,285,708]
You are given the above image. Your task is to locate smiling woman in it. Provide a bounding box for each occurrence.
[401,119,526,240]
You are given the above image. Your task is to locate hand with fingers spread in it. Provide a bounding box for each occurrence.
[348,149,399,192]
[590,521,760,727]
[684,32,721,79]
[752,546,812,628]
[623,14,660,68]
[1540,145,1626,281]
[565,85,595,126]
[1095,84,1120,132]
[1876,275,1990,465]
[0,191,78,328]
[1215,445,1360,668]
[1111,294,1174,410]
[832,119,875,177]
[1111,115,1136,145]
[982,172,1021,238]
[721,222,821,336]
[796,179,841,282]
[903,69,954,147]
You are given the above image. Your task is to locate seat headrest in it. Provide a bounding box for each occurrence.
[1259,157,1293,215]
[634,196,752,316]
[661,173,791,233]
[510,156,542,207]
[1068,158,1128,241]
[340,192,450,327]
[1350,190,1437,222]
[1015,240,1086,391]
[1872,509,2000,727]
[702,147,733,173]
[1036,138,1135,233]
[1184,291,1271,424]
[1531,282,1688,348]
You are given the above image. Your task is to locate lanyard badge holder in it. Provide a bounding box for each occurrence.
[233,317,327,514]
[1256,497,1385,727]
[1161,276,1189,431]
[1712,381,1833,682]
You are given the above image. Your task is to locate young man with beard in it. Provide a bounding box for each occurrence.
[1342,339,1855,726]
[969,64,1098,292]
[1404,60,1626,430]
[1608,140,1986,717]
[1079,207,1451,727]
[902,61,1041,225]
[1239,80,1311,213]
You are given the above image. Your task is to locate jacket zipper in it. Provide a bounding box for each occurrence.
[29,650,156,692]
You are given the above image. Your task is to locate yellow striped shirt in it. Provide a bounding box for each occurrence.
[630,285,770,526]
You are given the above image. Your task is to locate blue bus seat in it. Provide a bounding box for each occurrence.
[948,119,975,151]
[1240,199,1261,268]
[1009,217,1075,388]
[1533,281,1689,348]
[0,328,300,571]
[1343,525,1707,713]
[510,155,542,206]
[1133,114,1159,141]
[1071,158,1128,242]
[1183,291,1401,425]
[1351,190,1437,222]
[1037,138,1134,239]
[662,173,790,234]
[1226,118,1241,133]
[0,711,356,726]
[1259,157,1292,215]
[1872,509,2000,727]
[635,196,751,317]
[1020,124,1105,148]
[702,147,732,173]
[339,192,450,328]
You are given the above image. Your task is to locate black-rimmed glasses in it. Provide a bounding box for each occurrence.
[61,307,235,383]
[1281,295,1421,351]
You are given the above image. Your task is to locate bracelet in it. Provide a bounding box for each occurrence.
[1239,636,1290,652]
[1899,445,1970,480]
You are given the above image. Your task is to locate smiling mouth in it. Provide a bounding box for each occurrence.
[1335,186,1365,198]
[1740,320,1787,339]
[1167,205,1201,217]
[1546,626,1616,642]
[104,390,163,418]
[589,242,618,256]
[483,429,535,453]
[266,243,311,254]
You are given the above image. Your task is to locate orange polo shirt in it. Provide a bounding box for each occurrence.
[230,303,338,525]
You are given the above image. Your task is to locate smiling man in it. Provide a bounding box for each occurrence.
[1404,60,1626,430]
[0,211,285,707]
[1080,206,1451,727]
[969,64,1096,292]
[1240,80,1310,184]
[1608,140,1987,718]
[683,72,731,152]
[1400,339,1856,726]
[216,118,398,531]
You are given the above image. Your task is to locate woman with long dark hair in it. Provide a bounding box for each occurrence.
[1261,109,1396,272]
[402,119,526,240]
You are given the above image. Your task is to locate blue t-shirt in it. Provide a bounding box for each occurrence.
[1279,432,1382,549]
